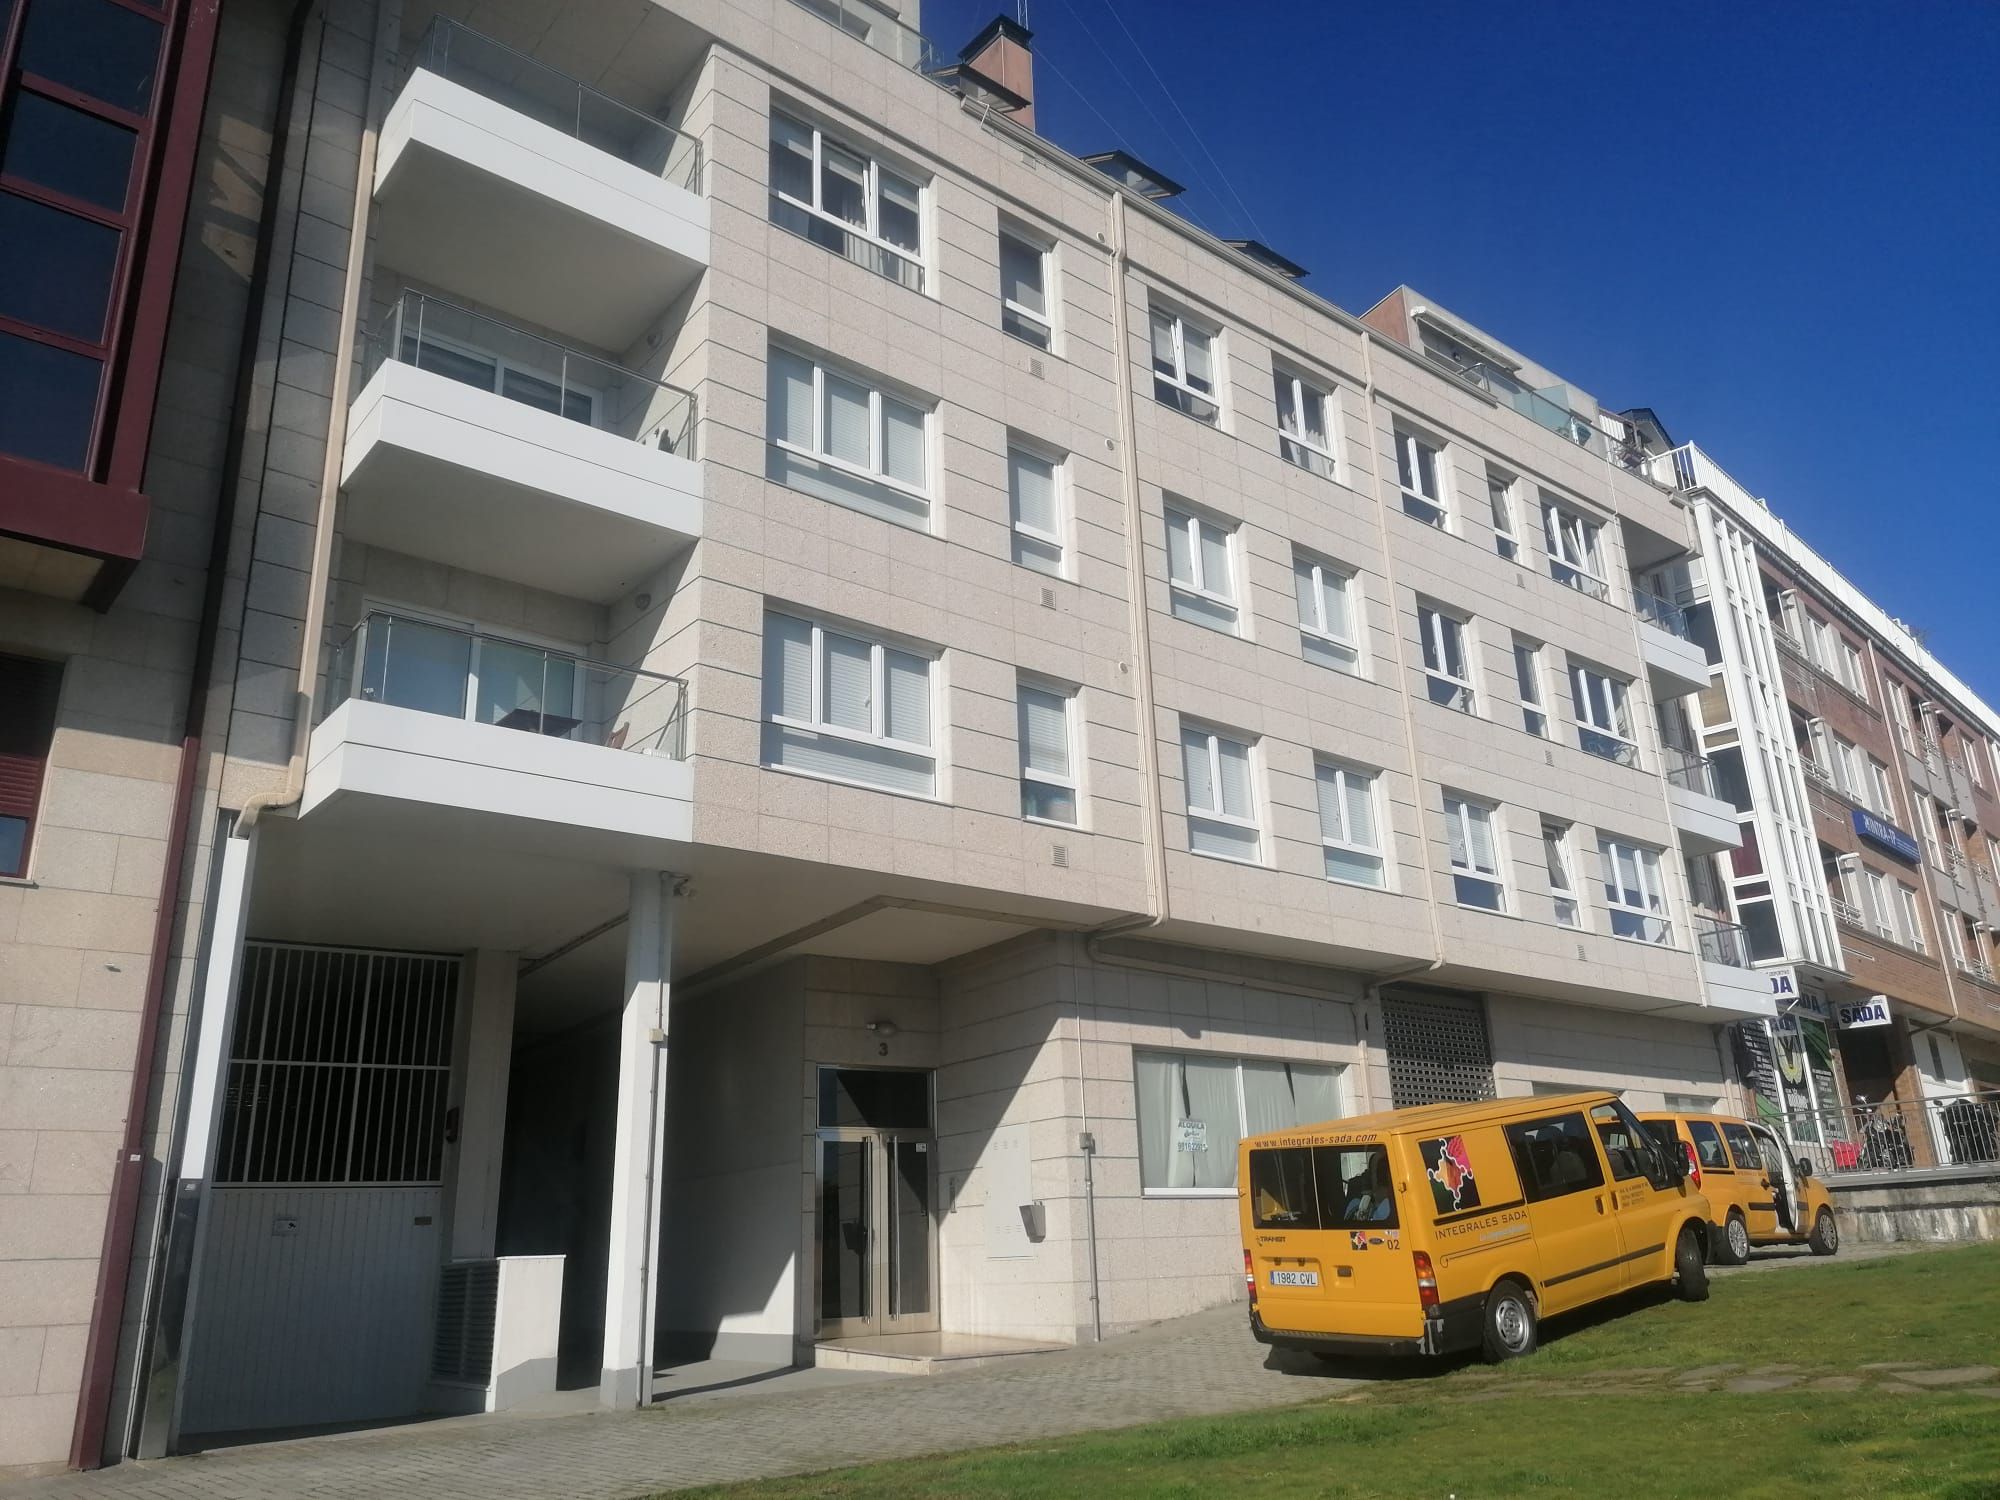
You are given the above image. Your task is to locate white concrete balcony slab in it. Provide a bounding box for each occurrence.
[1699,960,1781,1016]
[374,21,707,348]
[341,294,700,603]
[304,613,691,858]
[1633,589,1710,696]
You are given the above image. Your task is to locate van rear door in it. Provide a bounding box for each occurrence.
[1246,1142,1415,1339]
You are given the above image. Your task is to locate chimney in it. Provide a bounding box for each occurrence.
[948,14,1036,131]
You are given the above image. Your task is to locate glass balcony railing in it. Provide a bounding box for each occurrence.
[324,611,688,760]
[1662,744,1717,797]
[1693,913,1751,967]
[1633,587,1691,640]
[414,19,703,191]
[1429,355,1596,449]
[787,0,939,71]
[363,291,697,456]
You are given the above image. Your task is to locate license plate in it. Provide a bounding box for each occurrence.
[1269,1269,1319,1288]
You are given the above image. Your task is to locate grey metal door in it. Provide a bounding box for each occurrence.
[813,1068,937,1339]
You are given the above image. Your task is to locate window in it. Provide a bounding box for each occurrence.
[1888,680,1917,753]
[1805,612,1837,672]
[1444,794,1504,911]
[1570,662,1636,765]
[1315,761,1387,888]
[768,111,924,290]
[1542,500,1608,599]
[1832,734,1864,800]
[1293,551,1360,673]
[1719,1121,1761,1171]
[1686,1118,1730,1171]
[1273,367,1336,478]
[0,654,62,879]
[1773,588,1805,647]
[1248,1142,1396,1229]
[1599,837,1672,944]
[1419,605,1474,712]
[1867,757,1897,820]
[1896,882,1926,953]
[1149,304,1218,423]
[1542,820,1579,927]
[1395,428,1447,527]
[1944,907,1967,963]
[1181,722,1259,862]
[998,228,1053,349]
[1017,679,1078,825]
[1514,639,1547,738]
[1838,638,1868,699]
[1488,470,1520,561]
[1861,867,1898,942]
[1590,1101,1654,1181]
[1918,794,1945,868]
[1971,741,1989,791]
[1007,441,1064,575]
[761,611,936,796]
[1136,1051,1344,1193]
[1165,503,1239,632]
[766,346,931,528]
[394,309,596,426]
[1505,1113,1605,1202]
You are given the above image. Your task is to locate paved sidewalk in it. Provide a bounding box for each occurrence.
[7,1242,1921,1500]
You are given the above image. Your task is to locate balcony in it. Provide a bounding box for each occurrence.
[304,612,691,858]
[1692,915,1780,1016]
[1633,586,1709,696]
[787,0,940,70]
[1694,914,1751,967]
[1663,745,1741,853]
[374,20,707,349]
[340,293,701,603]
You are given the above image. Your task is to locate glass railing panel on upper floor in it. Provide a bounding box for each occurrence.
[787,0,940,72]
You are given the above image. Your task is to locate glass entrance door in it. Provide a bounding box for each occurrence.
[814,1068,937,1339]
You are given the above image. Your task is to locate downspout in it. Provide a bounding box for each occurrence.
[236,0,400,834]
[66,0,315,1469]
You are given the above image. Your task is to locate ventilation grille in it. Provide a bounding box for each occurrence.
[431,1260,499,1385]
[1381,989,1495,1108]
[1051,844,1069,868]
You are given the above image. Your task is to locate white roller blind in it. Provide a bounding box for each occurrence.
[1018,686,1069,777]
[763,612,813,721]
[1466,804,1497,871]
[1149,309,1176,372]
[1316,764,1348,841]
[883,649,930,746]
[768,349,813,448]
[1217,736,1252,818]
[1446,799,1470,868]
[1000,236,1043,315]
[1343,773,1376,846]
[822,631,873,732]
[823,372,872,466]
[1166,511,1194,585]
[881,397,925,487]
[1197,522,1231,600]
[1181,323,1213,389]
[1010,449,1057,534]
[1181,727,1215,813]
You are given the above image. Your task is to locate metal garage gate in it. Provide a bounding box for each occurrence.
[1380,987,1495,1107]
[180,943,458,1436]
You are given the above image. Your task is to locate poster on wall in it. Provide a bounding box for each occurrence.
[983,1122,1033,1260]
[1729,1019,1784,1126]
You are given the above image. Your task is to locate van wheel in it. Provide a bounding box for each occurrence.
[1716,1211,1750,1265]
[1673,1224,1710,1302]
[1481,1280,1538,1362]
[1809,1207,1839,1257]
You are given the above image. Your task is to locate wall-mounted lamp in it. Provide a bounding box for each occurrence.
[865,1020,899,1038]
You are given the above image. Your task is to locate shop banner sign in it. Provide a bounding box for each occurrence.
[1852,808,1921,864]
[1836,995,1892,1030]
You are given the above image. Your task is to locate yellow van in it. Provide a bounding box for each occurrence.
[1240,1090,1711,1362]
[1638,1110,1839,1264]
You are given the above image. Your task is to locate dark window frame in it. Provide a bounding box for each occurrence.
[1505,1112,1606,1203]
[1719,1120,1761,1171]
[0,652,62,878]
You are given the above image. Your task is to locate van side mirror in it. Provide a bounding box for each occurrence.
[1795,1157,1812,1181]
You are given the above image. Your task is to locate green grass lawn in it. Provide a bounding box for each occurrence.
[670,1245,2000,1500]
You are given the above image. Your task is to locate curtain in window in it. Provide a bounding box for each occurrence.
[1181,1054,1238,1189]
[876,169,921,252]
[1134,1051,1181,1190]
[819,139,868,226]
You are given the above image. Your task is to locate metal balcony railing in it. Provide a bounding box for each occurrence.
[414,19,703,190]
[1633,586,1691,640]
[1661,744,1717,798]
[787,0,939,71]
[324,611,688,759]
[1578,725,1640,768]
[1959,957,1997,986]
[1784,1089,2000,1176]
[1692,913,1750,966]
[363,291,697,456]
[1829,896,1863,927]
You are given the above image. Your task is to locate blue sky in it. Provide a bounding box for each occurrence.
[926,0,2000,703]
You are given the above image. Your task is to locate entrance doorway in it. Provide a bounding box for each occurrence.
[814,1067,937,1340]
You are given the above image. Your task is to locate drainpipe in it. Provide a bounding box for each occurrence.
[66,0,317,1469]
[236,0,400,835]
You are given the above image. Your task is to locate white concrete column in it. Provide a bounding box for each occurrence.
[600,872,677,1407]
[448,949,517,1261]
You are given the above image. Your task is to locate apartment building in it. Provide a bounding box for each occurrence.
[1665,445,2000,1157]
[0,0,1993,1476]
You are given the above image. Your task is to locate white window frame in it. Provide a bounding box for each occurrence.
[1888,679,1917,753]
[1945,905,1968,963]
[1867,756,1897,820]
[1315,759,1388,889]
[1832,733,1864,800]
[768,109,926,290]
[1896,881,1926,953]
[1862,867,1898,943]
[1570,661,1638,766]
[352,599,589,731]
[998,225,1054,350]
[1443,794,1505,912]
[1017,677,1079,827]
[1273,366,1338,479]
[1006,439,1066,576]
[1419,604,1475,713]
[767,345,933,528]
[1542,820,1580,927]
[1919,794,1946,869]
[396,322,608,429]
[1599,836,1673,945]
[761,610,939,797]
[1149,303,1220,424]
[1165,503,1240,633]
[1180,721,1260,864]
[1135,1049,1347,1196]
[1293,550,1361,674]
[1514,638,1548,738]
[1542,498,1609,600]
[1805,612,1837,672]
[1395,427,1448,529]
[1488,470,1520,561]
[1838,638,1868,699]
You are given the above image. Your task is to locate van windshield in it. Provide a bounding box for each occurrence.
[1248,1144,1397,1231]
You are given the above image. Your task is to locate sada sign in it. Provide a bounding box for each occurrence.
[1836,995,1892,1030]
